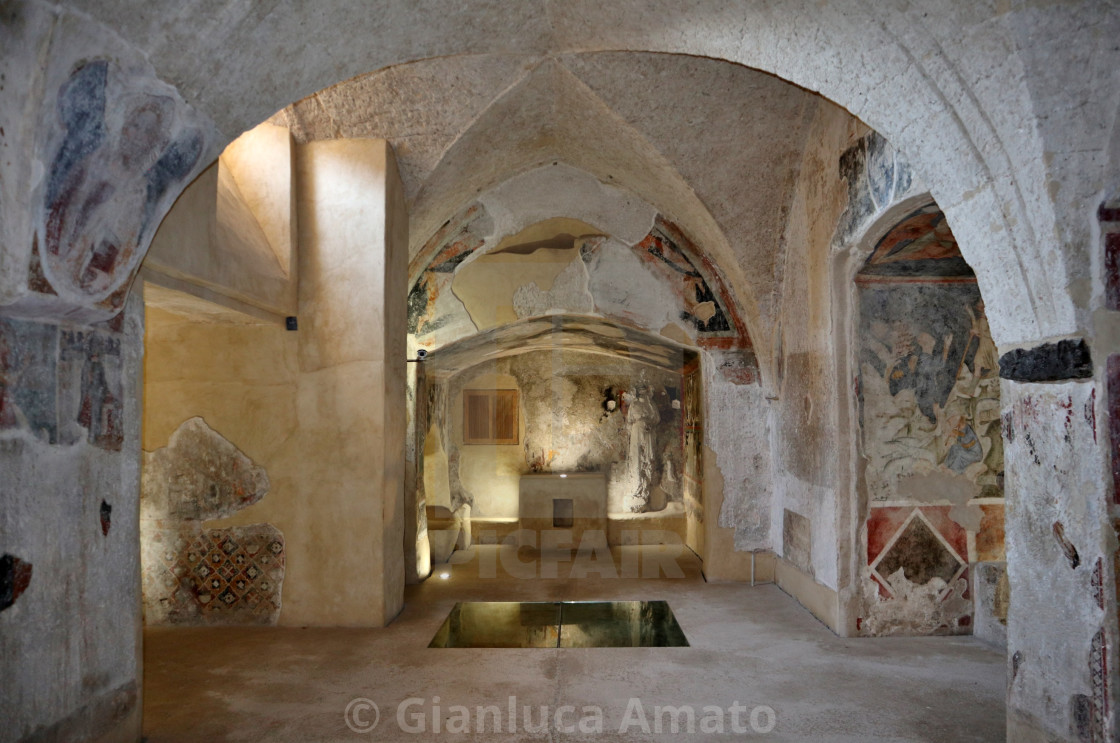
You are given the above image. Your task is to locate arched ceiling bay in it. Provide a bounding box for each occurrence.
[274,52,834,355]
[406,166,757,379]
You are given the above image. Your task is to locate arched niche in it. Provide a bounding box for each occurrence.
[847,203,1005,640]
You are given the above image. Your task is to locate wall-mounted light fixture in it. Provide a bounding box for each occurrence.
[407,348,428,363]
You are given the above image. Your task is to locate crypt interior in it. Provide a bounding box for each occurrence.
[2,2,1120,741]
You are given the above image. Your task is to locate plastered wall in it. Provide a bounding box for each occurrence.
[768,101,855,617]
[145,122,296,320]
[700,355,772,581]
[140,138,407,628]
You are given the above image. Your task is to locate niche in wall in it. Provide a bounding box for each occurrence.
[854,204,1004,637]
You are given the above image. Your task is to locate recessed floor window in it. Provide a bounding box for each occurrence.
[428,601,689,648]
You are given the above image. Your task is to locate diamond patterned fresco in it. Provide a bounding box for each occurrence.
[143,524,284,625]
[875,516,963,586]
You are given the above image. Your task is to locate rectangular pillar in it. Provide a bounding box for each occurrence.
[292,139,405,626]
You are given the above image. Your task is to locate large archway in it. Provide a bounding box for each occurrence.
[2,4,1118,741]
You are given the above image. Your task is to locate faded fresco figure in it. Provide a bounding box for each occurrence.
[41,61,204,304]
[943,415,983,473]
[862,320,940,485]
[0,320,59,443]
[0,331,29,432]
[78,339,122,450]
[620,386,660,513]
[857,210,1003,501]
[886,329,955,424]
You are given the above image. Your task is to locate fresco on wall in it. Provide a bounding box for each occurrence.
[141,418,284,625]
[407,211,759,386]
[0,553,33,613]
[632,217,750,350]
[858,284,1001,496]
[38,61,206,310]
[618,383,662,512]
[0,318,58,443]
[143,524,285,625]
[860,204,973,279]
[856,206,1002,637]
[58,328,124,451]
[408,203,489,335]
[857,208,1002,500]
[0,316,127,451]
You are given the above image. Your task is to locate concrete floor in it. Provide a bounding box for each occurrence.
[143,546,1006,742]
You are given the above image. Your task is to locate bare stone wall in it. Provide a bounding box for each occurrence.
[1004,381,1112,742]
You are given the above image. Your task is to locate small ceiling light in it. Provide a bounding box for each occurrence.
[439,571,450,580]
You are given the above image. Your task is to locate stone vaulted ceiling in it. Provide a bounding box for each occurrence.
[271,52,834,350]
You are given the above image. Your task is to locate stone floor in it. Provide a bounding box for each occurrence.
[143,545,1006,742]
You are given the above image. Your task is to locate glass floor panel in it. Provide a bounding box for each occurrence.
[428,601,560,648]
[428,601,689,648]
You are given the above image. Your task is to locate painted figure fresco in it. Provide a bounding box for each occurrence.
[41,61,204,305]
[620,385,661,513]
[0,319,58,442]
[857,209,1003,501]
[681,361,703,524]
[59,329,124,451]
[633,217,746,347]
